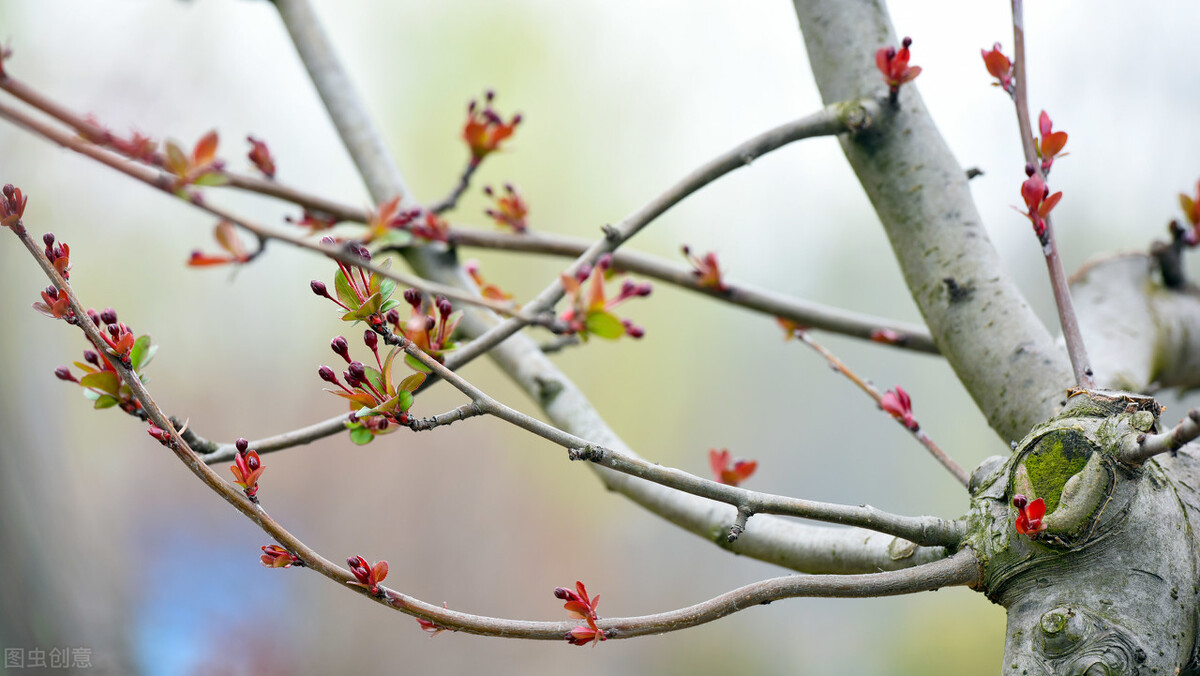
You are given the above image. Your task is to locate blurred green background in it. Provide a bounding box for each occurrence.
[0,1,1197,674]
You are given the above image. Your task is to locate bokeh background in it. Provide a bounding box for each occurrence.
[1,1,1198,674]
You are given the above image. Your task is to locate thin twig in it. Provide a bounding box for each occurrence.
[1010,0,1093,388]
[378,324,964,547]
[791,331,969,486]
[445,98,884,371]
[449,229,938,354]
[428,159,479,214]
[1120,409,1200,465]
[406,402,485,432]
[0,98,530,319]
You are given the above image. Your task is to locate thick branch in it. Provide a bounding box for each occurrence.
[791,0,1073,442]
[1071,253,1200,392]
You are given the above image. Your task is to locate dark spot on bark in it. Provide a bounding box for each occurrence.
[943,277,974,303]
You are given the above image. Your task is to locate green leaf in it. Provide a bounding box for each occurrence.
[585,310,625,339]
[73,361,99,375]
[164,141,188,176]
[397,372,426,393]
[363,366,385,395]
[80,371,120,396]
[356,405,376,418]
[381,347,399,396]
[357,291,383,317]
[378,277,397,306]
[82,388,100,401]
[379,298,401,314]
[130,335,156,372]
[93,394,119,409]
[333,269,359,310]
[372,229,413,250]
[395,390,414,413]
[349,426,375,445]
[404,353,431,373]
[193,172,230,187]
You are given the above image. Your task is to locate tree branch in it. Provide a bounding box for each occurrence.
[380,324,965,548]
[441,97,882,372]
[791,0,1073,443]
[383,548,979,640]
[1071,253,1200,392]
[1120,409,1200,465]
[448,228,939,354]
[790,329,968,485]
[1009,0,1093,389]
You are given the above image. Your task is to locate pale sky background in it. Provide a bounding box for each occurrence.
[0,1,1198,674]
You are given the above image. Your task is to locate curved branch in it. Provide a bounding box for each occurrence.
[444,97,881,371]
[1120,409,1200,465]
[791,0,1072,442]
[383,548,980,640]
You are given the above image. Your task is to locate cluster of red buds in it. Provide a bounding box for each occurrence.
[320,330,426,444]
[880,386,918,431]
[163,130,228,192]
[462,90,521,164]
[359,196,450,245]
[33,284,72,321]
[1017,164,1063,246]
[229,438,264,502]
[1012,494,1047,537]
[465,259,514,303]
[246,136,276,179]
[310,239,400,327]
[42,232,72,279]
[555,581,607,646]
[559,255,650,340]
[981,43,1014,96]
[483,184,528,233]
[347,556,389,596]
[875,37,921,99]
[385,290,463,365]
[681,245,727,292]
[1035,111,1068,175]
[187,221,254,267]
[260,545,303,569]
[708,448,758,487]
[53,312,155,413]
[1,183,28,232]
